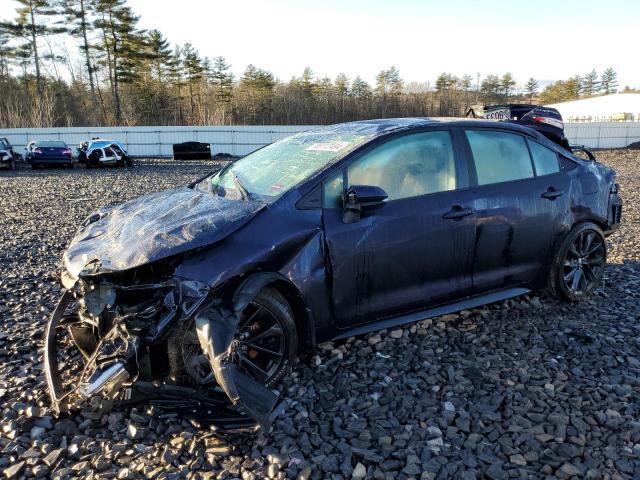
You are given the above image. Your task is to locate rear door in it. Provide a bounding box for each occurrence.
[462,128,571,292]
[322,129,477,327]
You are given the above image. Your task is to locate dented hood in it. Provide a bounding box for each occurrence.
[64,187,265,277]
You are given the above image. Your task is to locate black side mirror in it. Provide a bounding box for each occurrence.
[342,185,388,224]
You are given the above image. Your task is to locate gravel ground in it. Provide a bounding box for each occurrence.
[0,152,639,480]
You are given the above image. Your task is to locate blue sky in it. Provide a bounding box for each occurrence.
[2,0,639,88]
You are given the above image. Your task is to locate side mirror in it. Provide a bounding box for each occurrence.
[342,185,388,224]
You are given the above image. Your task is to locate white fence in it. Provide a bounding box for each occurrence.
[564,122,640,149]
[0,125,316,157]
[1,122,639,157]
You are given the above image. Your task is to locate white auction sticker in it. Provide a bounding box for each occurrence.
[306,141,351,152]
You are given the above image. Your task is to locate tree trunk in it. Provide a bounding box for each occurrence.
[79,0,95,97]
[27,0,43,125]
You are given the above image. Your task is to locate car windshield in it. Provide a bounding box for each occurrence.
[37,141,67,148]
[204,130,371,201]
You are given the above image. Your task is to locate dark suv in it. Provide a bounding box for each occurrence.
[47,118,622,431]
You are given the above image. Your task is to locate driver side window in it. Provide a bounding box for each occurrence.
[322,131,457,208]
[347,131,456,202]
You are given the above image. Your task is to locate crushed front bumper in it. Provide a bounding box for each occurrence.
[44,281,285,435]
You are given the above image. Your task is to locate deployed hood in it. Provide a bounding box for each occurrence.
[64,187,265,278]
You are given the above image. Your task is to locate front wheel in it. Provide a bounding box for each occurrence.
[169,287,298,389]
[549,222,607,301]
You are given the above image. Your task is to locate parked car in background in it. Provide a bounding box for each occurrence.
[26,140,74,168]
[83,139,132,168]
[0,137,21,170]
[46,118,622,433]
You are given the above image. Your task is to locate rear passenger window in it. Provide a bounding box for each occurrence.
[528,140,560,176]
[465,130,534,185]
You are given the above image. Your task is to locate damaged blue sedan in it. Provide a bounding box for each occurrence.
[45,116,622,433]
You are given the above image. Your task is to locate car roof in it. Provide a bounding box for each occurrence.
[310,117,545,138]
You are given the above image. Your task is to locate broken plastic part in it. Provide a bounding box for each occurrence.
[193,273,287,429]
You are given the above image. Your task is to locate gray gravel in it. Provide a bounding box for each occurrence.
[0,153,639,479]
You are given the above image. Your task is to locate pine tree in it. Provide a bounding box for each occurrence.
[0,25,15,81]
[57,0,97,96]
[565,75,582,99]
[182,42,204,121]
[375,66,403,96]
[166,45,185,123]
[600,68,618,95]
[435,73,455,92]
[524,78,539,103]
[350,76,371,98]
[500,72,516,97]
[94,0,146,123]
[461,74,473,92]
[299,67,316,95]
[240,64,274,91]
[480,74,500,100]
[211,56,233,103]
[334,73,349,97]
[1,0,57,102]
[582,69,599,97]
[147,29,172,82]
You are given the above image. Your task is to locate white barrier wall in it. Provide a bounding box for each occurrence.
[1,122,639,156]
[0,125,317,157]
[564,122,640,149]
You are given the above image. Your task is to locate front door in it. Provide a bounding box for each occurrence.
[322,130,477,327]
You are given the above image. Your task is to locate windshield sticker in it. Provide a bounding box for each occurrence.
[306,141,351,152]
[269,182,285,193]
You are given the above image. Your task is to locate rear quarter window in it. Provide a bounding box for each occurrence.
[528,140,560,176]
[465,130,534,185]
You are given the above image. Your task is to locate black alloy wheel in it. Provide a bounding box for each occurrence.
[550,222,606,301]
[173,287,297,389]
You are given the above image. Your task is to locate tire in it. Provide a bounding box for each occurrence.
[549,222,607,302]
[124,156,133,167]
[168,286,297,389]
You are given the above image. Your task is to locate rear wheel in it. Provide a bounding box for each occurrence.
[169,287,297,389]
[549,222,606,301]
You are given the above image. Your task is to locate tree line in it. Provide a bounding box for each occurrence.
[0,0,625,128]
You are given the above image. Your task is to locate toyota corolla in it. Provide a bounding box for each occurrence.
[45,117,622,433]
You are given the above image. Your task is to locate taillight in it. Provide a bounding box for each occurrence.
[63,149,72,156]
[34,148,43,154]
[532,115,564,130]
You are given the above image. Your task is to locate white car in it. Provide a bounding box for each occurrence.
[86,141,132,168]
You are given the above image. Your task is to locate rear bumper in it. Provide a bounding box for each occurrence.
[30,157,73,165]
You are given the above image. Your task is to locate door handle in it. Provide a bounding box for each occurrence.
[541,188,564,200]
[443,206,473,220]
